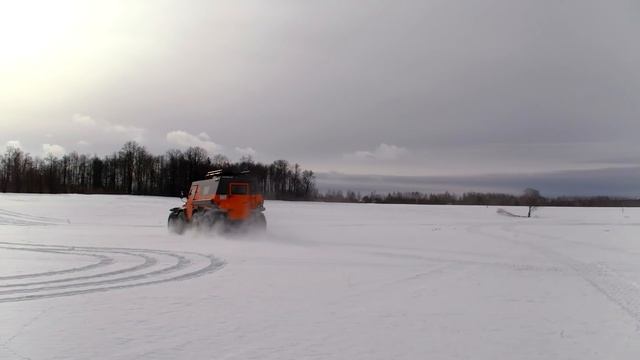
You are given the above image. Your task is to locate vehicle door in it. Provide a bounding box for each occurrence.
[228,182,250,220]
[185,184,199,220]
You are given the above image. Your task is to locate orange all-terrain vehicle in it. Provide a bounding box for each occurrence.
[168,169,266,234]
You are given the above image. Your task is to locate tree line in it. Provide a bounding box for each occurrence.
[317,188,640,207]
[2,142,638,207]
[0,141,317,200]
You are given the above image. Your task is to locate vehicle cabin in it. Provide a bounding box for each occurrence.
[185,173,264,221]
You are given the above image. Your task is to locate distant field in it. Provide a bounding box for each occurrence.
[1,194,639,359]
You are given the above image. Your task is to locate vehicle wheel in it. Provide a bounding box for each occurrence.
[196,210,222,232]
[210,215,228,234]
[192,211,206,230]
[168,211,186,235]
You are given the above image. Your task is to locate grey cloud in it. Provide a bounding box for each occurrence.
[317,167,640,197]
[345,143,410,161]
[3,0,639,195]
[166,130,221,154]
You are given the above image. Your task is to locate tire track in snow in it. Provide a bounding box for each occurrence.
[0,247,113,281]
[501,224,640,324]
[0,209,68,226]
[0,248,156,289]
[0,242,224,303]
[0,252,178,295]
[367,250,565,274]
[470,223,640,324]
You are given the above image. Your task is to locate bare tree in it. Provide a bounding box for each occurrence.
[0,142,318,199]
[522,188,542,218]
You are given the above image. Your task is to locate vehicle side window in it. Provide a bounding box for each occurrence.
[230,184,248,195]
[189,185,198,198]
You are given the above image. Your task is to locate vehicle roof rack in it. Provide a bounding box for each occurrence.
[206,169,223,178]
[205,169,250,178]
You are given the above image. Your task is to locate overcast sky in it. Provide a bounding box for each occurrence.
[1,0,639,195]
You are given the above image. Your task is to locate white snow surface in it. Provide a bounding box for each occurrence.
[1,193,640,359]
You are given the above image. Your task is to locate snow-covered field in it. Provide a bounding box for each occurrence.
[1,194,640,359]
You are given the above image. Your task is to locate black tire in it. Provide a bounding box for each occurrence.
[168,211,186,235]
[192,210,223,232]
[192,211,207,230]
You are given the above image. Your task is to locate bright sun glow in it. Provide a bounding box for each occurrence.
[0,0,132,108]
[0,1,78,64]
